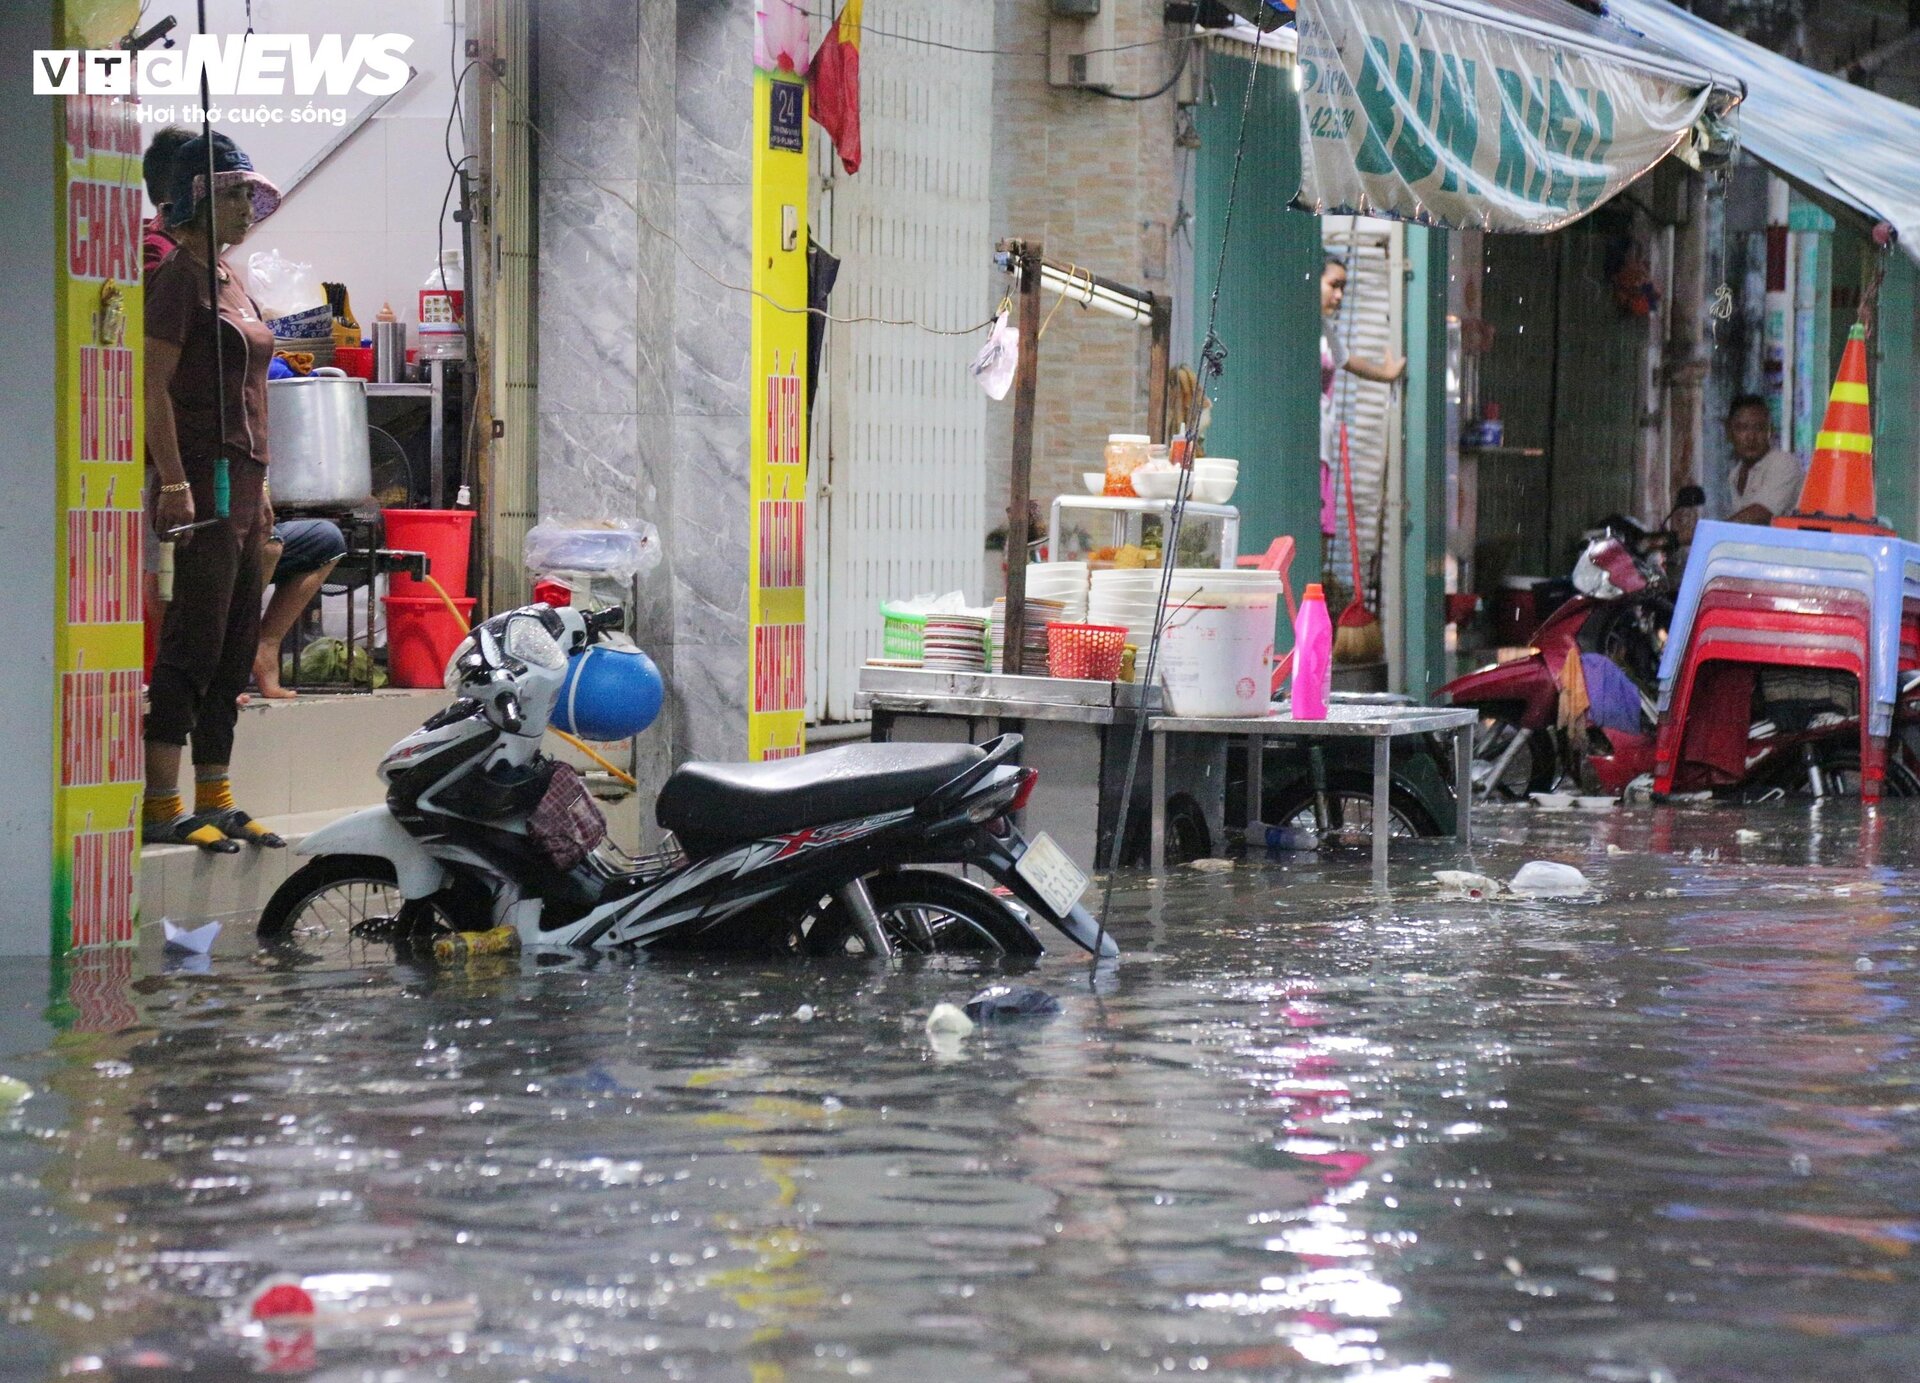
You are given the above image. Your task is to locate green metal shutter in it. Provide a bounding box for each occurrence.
[1190,50,1320,639]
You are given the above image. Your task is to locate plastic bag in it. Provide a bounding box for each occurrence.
[969,311,1019,401]
[524,518,663,583]
[246,249,324,320]
[963,985,1061,1023]
[1509,861,1589,897]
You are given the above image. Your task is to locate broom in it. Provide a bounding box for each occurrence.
[1332,419,1384,664]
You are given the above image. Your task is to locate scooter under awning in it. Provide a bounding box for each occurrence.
[1287,0,1744,233]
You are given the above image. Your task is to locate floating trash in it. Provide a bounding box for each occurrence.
[1433,870,1503,900]
[1509,861,1589,897]
[963,985,1061,1024]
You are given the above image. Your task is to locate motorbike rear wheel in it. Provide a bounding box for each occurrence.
[794,870,1043,957]
[1265,773,1439,845]
[258,854,469,946]
[1743,746,1920,802]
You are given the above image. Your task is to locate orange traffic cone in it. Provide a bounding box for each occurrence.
[1775,323,1891,535]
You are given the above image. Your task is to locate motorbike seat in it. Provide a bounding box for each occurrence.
[657,741,985,856]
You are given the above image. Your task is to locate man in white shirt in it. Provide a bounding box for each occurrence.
[1723,393,1804,524]
[1320,254,1404,553]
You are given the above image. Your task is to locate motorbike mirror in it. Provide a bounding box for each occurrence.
[1675,484,1706,509]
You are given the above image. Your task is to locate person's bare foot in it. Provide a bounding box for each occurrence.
[252,650,297,700]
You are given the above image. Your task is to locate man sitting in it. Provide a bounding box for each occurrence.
[253,518,347,698]
[1723,394,1804,525]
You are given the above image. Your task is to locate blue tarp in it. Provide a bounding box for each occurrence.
[1608,0,1920,263]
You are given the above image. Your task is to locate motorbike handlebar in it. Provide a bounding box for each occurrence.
[585,606,626,641]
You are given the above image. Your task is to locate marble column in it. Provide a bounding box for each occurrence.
[670,0,754,765]
[535,0,755,791]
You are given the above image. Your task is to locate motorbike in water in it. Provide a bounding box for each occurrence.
[260,603,1117,960]
[1444,493,1920,804]
[1442,516,1680,800]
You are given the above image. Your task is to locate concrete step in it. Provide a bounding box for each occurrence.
[223,689,445,818]
[141,806,356,929]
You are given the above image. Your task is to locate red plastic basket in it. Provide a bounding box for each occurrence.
[1047,622,1128,680]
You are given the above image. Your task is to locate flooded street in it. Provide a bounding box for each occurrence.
[7,804,1920,1380]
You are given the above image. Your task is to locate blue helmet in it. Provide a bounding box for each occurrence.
[552,645,665,741]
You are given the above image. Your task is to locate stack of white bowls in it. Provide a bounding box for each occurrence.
[1088,568,1171,647]
[1025,562,1088,622]
[1128,468,1184,500]
[1191,457,1238,505]
[1090,566,1283,648]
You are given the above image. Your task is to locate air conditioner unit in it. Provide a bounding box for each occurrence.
[1049,0,1117,89]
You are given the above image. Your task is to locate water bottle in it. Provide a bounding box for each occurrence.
[1291,582,1333,720]
[418,249,465,361]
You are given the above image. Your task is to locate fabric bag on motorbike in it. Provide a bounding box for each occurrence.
[528,762,608,870]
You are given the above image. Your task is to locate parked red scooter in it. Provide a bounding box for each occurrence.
[1446,490,1920,803]
[1441,505,1690,800]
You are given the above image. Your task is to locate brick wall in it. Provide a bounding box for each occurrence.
[986,0,1185,576]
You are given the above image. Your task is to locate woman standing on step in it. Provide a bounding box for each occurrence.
[142,133,286,853]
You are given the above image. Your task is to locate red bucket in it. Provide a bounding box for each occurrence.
[384,594,474,688]
[383,509,474,598]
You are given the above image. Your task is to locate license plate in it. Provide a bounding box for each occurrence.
[1016,832,1089,919]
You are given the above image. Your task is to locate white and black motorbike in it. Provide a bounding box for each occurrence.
[260,603,1116,959]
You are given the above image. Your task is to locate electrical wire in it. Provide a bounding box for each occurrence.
[1084,35,1191,102]
[495,68,997,337]
[797,7,1211,62]
[1091,48,1266,964]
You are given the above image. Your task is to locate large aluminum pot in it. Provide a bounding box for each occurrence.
[267,369,373,509]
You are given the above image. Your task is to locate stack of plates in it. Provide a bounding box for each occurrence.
[921,613,990,672]
[271,304,338,367]
[274,334,336,367]
[1025,562,1089,622]
[989,596,1064,675]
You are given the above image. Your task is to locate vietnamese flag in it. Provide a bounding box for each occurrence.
[809,0,862,174]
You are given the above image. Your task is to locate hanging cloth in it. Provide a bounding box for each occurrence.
[810,0,865,175]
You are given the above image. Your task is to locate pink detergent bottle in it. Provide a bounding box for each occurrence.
[1291,583,1333,720]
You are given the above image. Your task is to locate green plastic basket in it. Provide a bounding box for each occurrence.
[880,601,926,661]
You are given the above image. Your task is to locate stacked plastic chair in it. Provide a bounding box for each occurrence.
[1655,325,1911,801]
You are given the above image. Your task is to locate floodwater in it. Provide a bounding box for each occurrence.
[7,804,1920,1380]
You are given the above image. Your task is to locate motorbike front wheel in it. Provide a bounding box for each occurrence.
[258,854,468,946]
[793,869,1043,957]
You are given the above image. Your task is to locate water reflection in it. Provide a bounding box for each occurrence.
[4,803,1920,1378]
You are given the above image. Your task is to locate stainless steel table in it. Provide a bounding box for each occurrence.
[1148,703,1478,883]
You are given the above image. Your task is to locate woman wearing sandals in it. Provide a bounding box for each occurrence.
[143,132,286,853]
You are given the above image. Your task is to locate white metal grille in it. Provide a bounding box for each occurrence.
[806,2,994,723]
[1322,217,1403,599]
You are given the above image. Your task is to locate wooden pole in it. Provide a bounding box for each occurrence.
[1005,241,1044,674]
[1147,294,1172,444]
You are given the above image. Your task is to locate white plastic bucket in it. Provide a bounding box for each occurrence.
[1156,589,1277,717]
